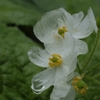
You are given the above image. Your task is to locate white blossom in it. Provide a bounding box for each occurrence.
[50,84,76,100]
[34,7,98,55]
[87,8,98,33]
[50,72,87,100]
[28,33,77,94]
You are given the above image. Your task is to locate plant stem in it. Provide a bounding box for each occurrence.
[77,62,81,74]
[85,76,100,85]
[81,31,100,72]
[93,72,100,78]
[0,67,3,94]
[85,61,100,75]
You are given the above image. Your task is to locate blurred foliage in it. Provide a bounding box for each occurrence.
[0,23,51,100]
[0,0,43,25]
[0,0,100,100]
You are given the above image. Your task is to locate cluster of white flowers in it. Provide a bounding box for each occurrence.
[28,7,98,100]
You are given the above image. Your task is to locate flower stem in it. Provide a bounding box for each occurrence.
[85,76,100,85]
[0,67,3,94]
[77,62,81,74]
[84,61,100,75]
[81,31,100,72]
[93,72,100,78]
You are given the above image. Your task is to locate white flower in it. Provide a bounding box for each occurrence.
[34,7,98,55]
[50,72,88,100]
[87,7,98,33]
[50,72,76,100]
[50,83,76,100]
[28,33,77,94]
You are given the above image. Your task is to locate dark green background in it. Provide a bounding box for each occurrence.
[0,0,100,100]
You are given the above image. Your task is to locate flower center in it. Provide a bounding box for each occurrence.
[49,54,62,67]
[72,76,88,94]
[58,26,68,38]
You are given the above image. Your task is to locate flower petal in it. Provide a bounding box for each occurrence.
[31,68,55,94]
[61,86,76,100]
[50,83,71,100]
[28,46,49,67]
[69,58,77,74]
[53,65,70,84]
[34,8,67,43]
[34,20,56,43]
[62,50,77,76]
[44,35,64,54]
[72,16,93,39]
[63,33,76,57]
[67,72,80,83]
[44,32,76,57]
[87,7,98,33]
[59,8,74,30]
[72,11,84,27]
[31,65,72,94]
[75,39,88,55]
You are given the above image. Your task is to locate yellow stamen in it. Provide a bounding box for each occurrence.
[49,54,62,67]
[58,26,68,38]
[72,76,88,94]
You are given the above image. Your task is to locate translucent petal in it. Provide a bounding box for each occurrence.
[34,8,67,43]
[72,11,84,27]
[59,8,74,30]
[62,33,75,57]
[28,46,49,67]
[67,71,80,84]
[31,64,72,94]
[61,87,76,100]
[53,65,70,84]
[44,32,76,57]
[31,68,55,94]
[87,7,98,33]
[34,20,56,43]
[50,83,71,100]
[44,35,64,54]
[62,57,77,79]
[62,40,77,70]
[75,39,88,55]
[68,58,77,74]
[72,16,93,39]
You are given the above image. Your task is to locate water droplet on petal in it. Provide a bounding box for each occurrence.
[33,90,42,94]
[31,80,45,94]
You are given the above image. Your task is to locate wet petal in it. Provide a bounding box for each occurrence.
[72,16,93,39]
[44,35,64,54]
[61,86,76,100]
[31,68,55,94]
[28,47,49,67]
[87,7,98,33]
[75,39,88,55]
[34,8,66,43]
[67,72,80,83]
[62,55,77,77]
[50,83,71,100]
[59,8,74,30]
[72,11,84,27]
[62,33,75,57]
[53,65,70,84]
[69,58,77,74]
